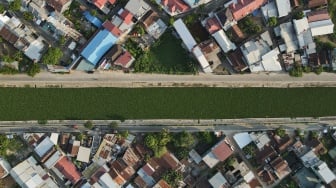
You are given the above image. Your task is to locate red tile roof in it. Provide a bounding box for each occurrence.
[46,0,71,12]
[108,0,116,4]
[155,179,171,188]
[206,17,221,34]
[229,0,267,21]
[114,51,134,68]
[55,156,81,184]
[307,9,330,22]
[103,21,122,37]
[120,9,133,25]
[308,0,327,8]
[160,152,180,170]
[93,0,107,9]
[162,0,189,14]
[212,139,233,161]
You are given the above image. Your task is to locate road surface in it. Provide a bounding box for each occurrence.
[2,71,336,88]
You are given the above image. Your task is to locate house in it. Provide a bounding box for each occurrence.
[77,146,91,163]
[240,31,273,72]
[312,162,336,184]
[256,145,277,164]
[276,22,299,53]
[250,131,271,150]
[67,138,80,157]
[83,11,103,28]
[189,149,202,164]
[43,150,62,169]
[10,156,58,188]
[307,9,334,36]
[113,51,135,69]
[261,1,278,21]
[97,172,120,188]
[261,48,282,72]
[227,48,248,72]
[142,10,167,39]
[258,169,275,185]
[0,158,11,179]
[60,133,70,151]
[233,132,253,149]
[270,156,291,179]
[271,134,293,153]
[293,17,316,55]
[50,133,59,145]
[53,156,82,185]
[153,179,171,188]
[306,139,327,155]
[208,172,230,188]
[160,152,182,170]
[300,150,320,168]
[46,0,72,13]
[93,134,119,162]
[80,29,118,66]
[215,8,236,31]
[173,19,212,73]
[92,0,116,14]
[109,159,136,186]
[103,20,122,38]
[205,17,222,34]
[229,0,268,21]
[159,0,189,16]
[212,29,236,53]
[231,24,245,40]
[34,136,55,159]
[308,0,327,9]
[202,138,233,168]
[125,0,150,19]
[275,0,291,18]
[293,167,322,188]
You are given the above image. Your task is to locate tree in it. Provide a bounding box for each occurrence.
[59,35,66,46]
[162,170,183,187]
[27,63,40,77]
[0,4,5,13]
[275,127,286,137]
[109,121,119,129]
[314,66,323,75]
[144,129,171,157]
[294,11,304,19]
[173,131,195,148]
[9,0,21,11]
[144,134,158,149]
[23,12,34,21]
[198,131,214,144]
[243,144,256,157]
[84,120,93,129]
[169,17,175,26]
[42,47,63,65]
[289,63,303,77]
[225,157,236,167]
[0,65,19,75]
[268,17,278,27]
[91,9,97,16]
[118,130,129,138]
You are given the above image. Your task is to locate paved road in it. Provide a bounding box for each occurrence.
[2,71,336,88]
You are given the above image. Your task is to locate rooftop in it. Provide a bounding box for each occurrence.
[211,29,236,53]
[77,146,91,163]
[125,0,150,19]
[206,17,221,34]
[307,9,330,22]
[114,51,135,69]
[46,0,71,13]
[229,0,268,21]
[275,0,291,17]
[34,136,54,158]
[161,0,190,14]
[54,156,81,184]
[208,172,229,188]
[308,0,327,8]
[103,21,122,37]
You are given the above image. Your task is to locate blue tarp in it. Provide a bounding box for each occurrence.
[81,29,117,65]
[83,11,103,28]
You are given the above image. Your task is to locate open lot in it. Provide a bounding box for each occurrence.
[150,32,196,74]
[0,87,336,120]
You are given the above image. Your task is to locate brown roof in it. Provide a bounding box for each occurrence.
[0,165,5,178]
[40,147,57,163]
[307,138,326,155]
[256,145,277,164]
[290,0,300,7]
[154,179,171,188]
[142,163,155,176]
[231,24,245,40]
[160,152,180,170]
[259,170,275,185]
[90,166,107,184]
[0,27,19,44]
[104,45,123,63]
[60,133,70,145]
[273,134,293,153]
[248,178,262,188]
[270,157,288,173]
[228,49,248,72]
[142,10,159,28]
[309,53,321,66]
[198,39,219,54]
[67,139,80,156]
[46,0,71,12]
[308,0,327,8]
[134,176,149,188]
[121,147,141,168]
[110,159,135,182]
[212,139,233,162]
[109,168,126,185]
[307,9,330,22]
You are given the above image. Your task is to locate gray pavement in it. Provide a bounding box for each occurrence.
[1,71,336,88]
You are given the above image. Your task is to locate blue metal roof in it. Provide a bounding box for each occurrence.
[83,11,103,28]
[81,29,117,65]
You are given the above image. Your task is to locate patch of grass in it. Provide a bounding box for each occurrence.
[0,88,336,120]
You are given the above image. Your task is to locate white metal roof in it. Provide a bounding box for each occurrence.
[77,146,91,163]
[276,0,291,17]
[315,162,336,184]
[293,17,309,35]
[192,46,213,73]
[34,137,54,158]
[99,172,121,188]
[173,19,197,51]
[243,171,255,183]
[279,22,299,52]
[212,30,236,53]
[24,39,45,61]
[203,152,219,168]
[124,0,150,19]
[261,1,278,20]
[233,133,252,149]
[50,133,59,145]
[189,149,202,164]
[309,19,334,36]
[261,48,282,72]
[44,151,62,169]
[209,172,228,188]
